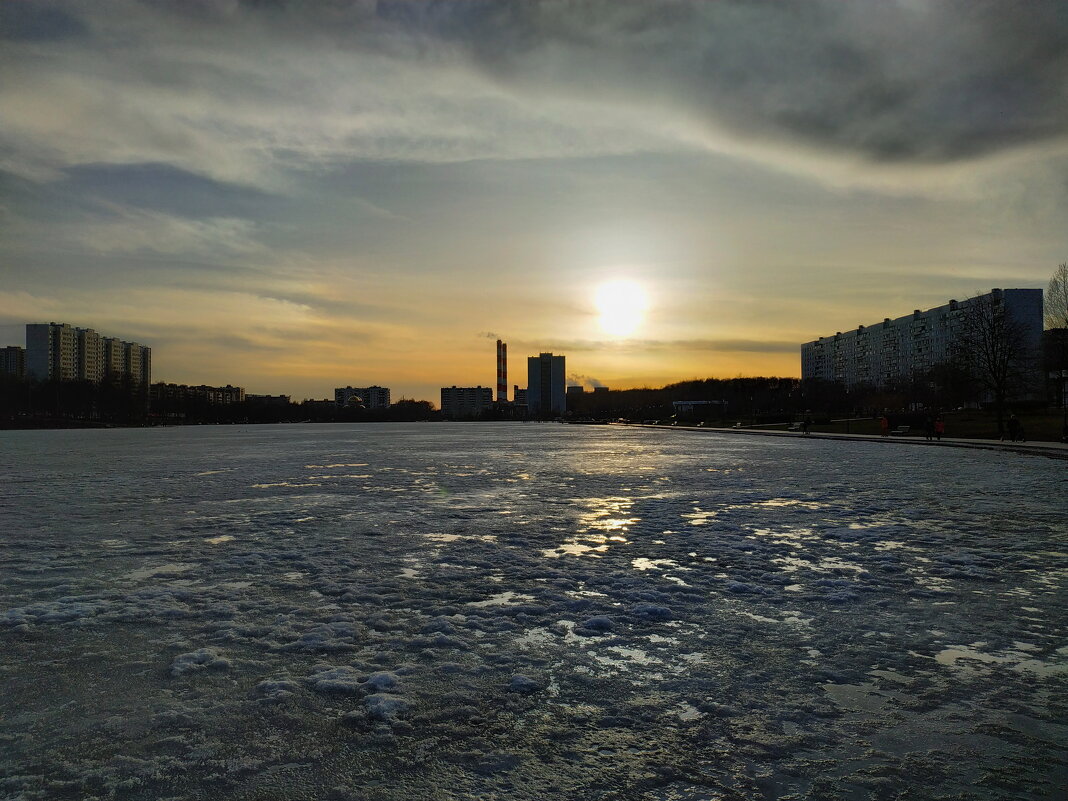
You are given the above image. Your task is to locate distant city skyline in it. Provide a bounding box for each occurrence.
[2,2,1066,404]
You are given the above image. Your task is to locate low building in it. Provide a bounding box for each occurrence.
[247,394,291,406]
[151,383,245,406]
[1,346,25,378]
[440,386,493,419]
[335,385,391,409]
[513,386,527,405]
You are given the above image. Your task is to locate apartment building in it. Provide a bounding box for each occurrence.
[801,289,1043,388]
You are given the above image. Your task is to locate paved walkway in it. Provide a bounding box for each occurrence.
[626,423,1068,460]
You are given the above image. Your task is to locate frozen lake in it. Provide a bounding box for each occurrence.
[1,423,1065,800]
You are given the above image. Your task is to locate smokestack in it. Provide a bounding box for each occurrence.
[496,339,507,402]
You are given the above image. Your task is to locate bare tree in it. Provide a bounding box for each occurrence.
[954,292,1036,435]
[1047,262,1068,329]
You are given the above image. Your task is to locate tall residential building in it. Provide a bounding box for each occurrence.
[335,385,391,409]
[801,288,1043,388]
[26,323,150,385]
[527,352,566,416]
[1,346,25,378]
[77,329,104,383]
[513,385,527,406]
[26,322,77,381]
[440,386,494,419]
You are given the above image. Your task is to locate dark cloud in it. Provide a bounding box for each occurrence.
[0,2,87,41]
[59,164,280,220]
[434,0,1068,164]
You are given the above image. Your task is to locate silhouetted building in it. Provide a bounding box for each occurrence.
[335,385,391,409]
[247,393,291,406]
[440,386,493,419]
[527,353,566,416]
[27,322,150,386]
[567,385,584,397]
[801,289,1043,388]
[1,346,25,378]
[513,386,527,405]
[151,383,245,407]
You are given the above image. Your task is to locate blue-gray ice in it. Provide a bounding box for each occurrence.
[1,423,1065,800]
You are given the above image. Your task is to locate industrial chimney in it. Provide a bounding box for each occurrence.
[496,339,507,403]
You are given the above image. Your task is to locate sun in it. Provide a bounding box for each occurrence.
[595,279,648,337]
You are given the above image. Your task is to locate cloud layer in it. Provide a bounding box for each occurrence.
[4,0,1067,186]
[2,1,1066,398]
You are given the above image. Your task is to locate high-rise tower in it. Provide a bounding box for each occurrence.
[527,352,566,417]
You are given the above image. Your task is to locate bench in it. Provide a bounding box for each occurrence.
[889,425,911,436]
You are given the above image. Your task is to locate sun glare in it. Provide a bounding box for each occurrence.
[595,279,648,337]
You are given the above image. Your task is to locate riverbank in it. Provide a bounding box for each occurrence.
[624,422,1068,460]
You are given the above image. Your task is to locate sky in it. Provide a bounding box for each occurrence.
[2,0,1067,403]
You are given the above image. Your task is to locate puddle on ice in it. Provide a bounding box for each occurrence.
[467,591,535,608]
[282,571,306,581]
[677,702,703,722]
[823,682,888,713]
[398,567,421,579]
[935,644,1068,676]
[514,627,556,649]
[204,535,234,545]
[123,562,196,581]
[753,498,825,509]
[543,537,610,558]
[251,481,321,488]
[631,558,689,572]
[424,532,498,544]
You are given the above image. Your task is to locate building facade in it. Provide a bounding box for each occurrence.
[151,383,246,407]
[800,289,1043,388]
[527,352,566,416]
[26,323,150,386]
[335,385,391,409]
[1,346,25,378]
[440,386,494,419]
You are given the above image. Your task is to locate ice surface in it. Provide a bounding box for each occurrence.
[1,423,1066,800]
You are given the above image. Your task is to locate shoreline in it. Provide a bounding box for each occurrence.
[620,422,1068,460]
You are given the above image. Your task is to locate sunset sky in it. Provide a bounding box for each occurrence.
[2,1,1067,402]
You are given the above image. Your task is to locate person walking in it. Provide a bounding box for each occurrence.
[924,415,934,441]
[1007,413,1021,442]
[934,417,945,441]
[880,415,889,437]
